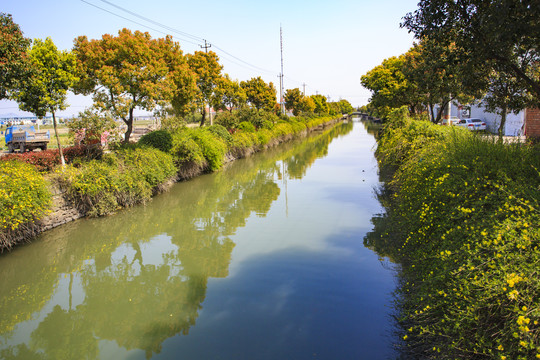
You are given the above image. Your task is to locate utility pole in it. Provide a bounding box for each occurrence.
[200,39,212,124]
[199,39,211,53]
[280,25,285,115]
[278,73,283,114]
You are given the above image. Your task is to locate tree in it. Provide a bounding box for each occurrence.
[361,55,423,118]
[284,88,303,116]
[310,94,329,115]
[73,29,184,142]
[337,99,354,114]
[212,74,246,113]
[402,39,486,123]
[14,37,77,166]
[241,77,277,112]
[186,51,223,126]
[0,13,31,100]
[483,70,533,139]
[169,63,198,118]
[299,96,315,114]
[402,1,540,105]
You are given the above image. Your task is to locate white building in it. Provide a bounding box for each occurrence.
[442,102,525,136]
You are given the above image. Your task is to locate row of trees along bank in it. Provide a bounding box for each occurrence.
[365,107,540,359]
[360,1,539,139]
[0,13,353,161]
[0,110,341,252]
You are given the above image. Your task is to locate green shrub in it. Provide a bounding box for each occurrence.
[170,129,206,167]
[118,147,176,187]
[257,129,273,145]
[207,124,233,145]
[237,121,256,133]
[214,111,239,130]
[58,147,177,217]
[0,161,51,248]
[190,129,227,171]
[371,113,540,360]
[138,129,174,153]
[231,131,258,150]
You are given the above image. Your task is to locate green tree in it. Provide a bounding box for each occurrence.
[284,88,303,116]
[169,63,198,118]
[299,96,315,114]
[483,70,533,139]
[402,0,540,104]
[241,77,277,112]
[402,39,486,123]
[212,74,246,113]
[310,94,329,115]
[73,29,184,142]
[14,37,77,166]
[337,99,354,114]
[0,13,31,101]
[186,51,223,126]
[360,54,422,118]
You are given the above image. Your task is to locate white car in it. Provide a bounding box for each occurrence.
[456,118,487,131]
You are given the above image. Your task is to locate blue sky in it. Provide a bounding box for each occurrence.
[1,0,419,116]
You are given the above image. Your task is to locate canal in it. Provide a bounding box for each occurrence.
[0,120,397,359]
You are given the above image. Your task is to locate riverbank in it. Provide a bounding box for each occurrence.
[0,115,343,252]
[366,108,540,359]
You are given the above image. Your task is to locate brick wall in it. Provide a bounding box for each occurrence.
[525,108,540,138]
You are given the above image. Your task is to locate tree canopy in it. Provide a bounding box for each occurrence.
[402,0,540,105]
[241,77,277,112]
[360,55,422,118]
[73,29,185,142]
[0,13,31,101]
[284,88,303,116]
[14,37,77,165]
[186,51,223,126]
[212,74,246,113]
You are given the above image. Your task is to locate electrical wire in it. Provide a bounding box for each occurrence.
[97,0,203,42]
[79,0,200,46]
[82,0,278,77]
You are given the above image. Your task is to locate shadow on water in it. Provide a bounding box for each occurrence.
[0,122,355,359]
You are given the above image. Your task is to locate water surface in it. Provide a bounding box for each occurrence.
[0,121,397,359]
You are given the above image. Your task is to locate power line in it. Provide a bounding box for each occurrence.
[97,0,203,42]
[81,0,277,77]
[79,0,201,46]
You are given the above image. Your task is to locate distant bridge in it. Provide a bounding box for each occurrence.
[348,112,382,123]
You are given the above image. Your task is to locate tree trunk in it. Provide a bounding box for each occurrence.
[124,107,134,143]
[200,105,206,127]
[52,112,65,166]
[429,103,436,123]
[436,99,451,124]
[498,103,507,140]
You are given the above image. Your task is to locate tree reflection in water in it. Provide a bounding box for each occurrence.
[0,121,354,359]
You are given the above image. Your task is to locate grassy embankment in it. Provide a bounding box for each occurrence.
[366,108,540,359]
[0,113,338,251]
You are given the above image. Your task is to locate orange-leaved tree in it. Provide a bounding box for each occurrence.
[72,29,192,142]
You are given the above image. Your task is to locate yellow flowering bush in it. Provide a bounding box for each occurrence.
[369,108,540,359]
[0,160,51,250]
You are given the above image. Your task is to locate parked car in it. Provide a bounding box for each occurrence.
[456,118,487,131]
